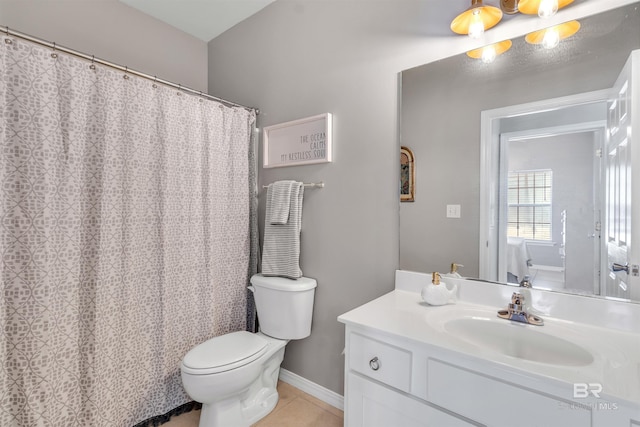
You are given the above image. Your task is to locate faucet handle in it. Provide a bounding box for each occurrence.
[519,275,532,288]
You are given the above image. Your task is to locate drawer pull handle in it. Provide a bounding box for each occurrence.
[369,356,380,371]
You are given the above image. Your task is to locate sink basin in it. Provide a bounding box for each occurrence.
[444,317,594,366]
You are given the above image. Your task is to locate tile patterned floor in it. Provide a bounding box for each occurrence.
[163,381,343,427]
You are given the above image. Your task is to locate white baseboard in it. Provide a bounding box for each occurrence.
[279,368,344,411]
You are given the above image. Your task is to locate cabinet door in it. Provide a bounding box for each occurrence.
[427,359,591,426]
[347,373,480,427]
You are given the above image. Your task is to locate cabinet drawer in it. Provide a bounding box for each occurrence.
[349,332,412,392]
[427,359,591,427]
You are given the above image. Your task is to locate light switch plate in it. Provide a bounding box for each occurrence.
[446,204,461,218]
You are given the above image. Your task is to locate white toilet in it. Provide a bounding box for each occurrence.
[180,274,317,427]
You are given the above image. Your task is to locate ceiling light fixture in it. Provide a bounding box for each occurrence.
[466,40,513,63]
[517,0,575,18]
[452,1,578,62]
[451,0,503,39]
[500,0,519,15]
[525,20,580,49]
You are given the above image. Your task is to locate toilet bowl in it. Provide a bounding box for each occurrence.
[180,274,316,427]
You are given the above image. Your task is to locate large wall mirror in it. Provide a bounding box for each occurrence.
[400,3,640,302]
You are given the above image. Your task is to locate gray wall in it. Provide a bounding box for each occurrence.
[205,0,479,394]
[0,0,208,91]
[207,1,408,395]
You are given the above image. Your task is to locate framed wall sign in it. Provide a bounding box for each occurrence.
[263,113,332,168]
[401,146,415,202]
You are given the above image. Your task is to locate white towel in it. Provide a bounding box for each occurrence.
[262,181,304,279]
[506,237,531,281]
[269,180,295,225]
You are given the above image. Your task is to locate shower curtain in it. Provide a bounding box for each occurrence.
[0,36,257,426]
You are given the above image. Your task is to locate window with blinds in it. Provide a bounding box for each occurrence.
[507,170,552,241]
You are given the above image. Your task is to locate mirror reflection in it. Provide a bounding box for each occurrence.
[399,3,640,301]
[502,126,602,293]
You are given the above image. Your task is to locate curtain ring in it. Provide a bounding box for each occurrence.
[198,91,204,102]
[123,66,129,80]
[4,27,12,45]
[89,55,96,71]
[177,84,182,96]
[152,76,158,89]
[51,42,58,59]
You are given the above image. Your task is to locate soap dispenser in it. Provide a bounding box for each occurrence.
[421,272,457,306]
[442,262,464,278]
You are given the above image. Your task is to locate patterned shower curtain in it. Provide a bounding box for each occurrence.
[0,36,257,426]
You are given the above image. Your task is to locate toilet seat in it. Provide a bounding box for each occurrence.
[181,331,268,375]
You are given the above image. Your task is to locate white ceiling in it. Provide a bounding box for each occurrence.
[118,0,276,42]
[117,0,486,42]
[117,0,627,45]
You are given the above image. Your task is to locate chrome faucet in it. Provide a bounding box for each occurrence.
[497,292,543,326]
[519,275,532,288]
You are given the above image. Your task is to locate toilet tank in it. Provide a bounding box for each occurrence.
[249,274,317,340]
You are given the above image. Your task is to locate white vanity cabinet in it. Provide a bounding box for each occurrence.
[338,280,640,427]
[342,325,596,427]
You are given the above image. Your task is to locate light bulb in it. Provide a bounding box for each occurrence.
[538,0,558,18]
[481,45,497,63]
[468,9,485,39]
[542,27,560,49]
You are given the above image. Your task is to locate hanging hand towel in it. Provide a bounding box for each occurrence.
[269,180,295,225]
[262,181,304,279]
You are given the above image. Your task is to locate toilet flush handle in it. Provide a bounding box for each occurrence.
[247,286,255,293]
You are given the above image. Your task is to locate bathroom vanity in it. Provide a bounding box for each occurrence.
[338,271,640,427]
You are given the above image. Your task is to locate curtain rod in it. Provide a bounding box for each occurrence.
[1,26,259,115]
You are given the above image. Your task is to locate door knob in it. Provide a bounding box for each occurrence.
[612,263,629,273]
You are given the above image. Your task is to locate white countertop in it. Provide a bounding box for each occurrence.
[338,282,640,407]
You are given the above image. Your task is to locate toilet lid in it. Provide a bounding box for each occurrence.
[182,331,268,373]
[250,274,317,291]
